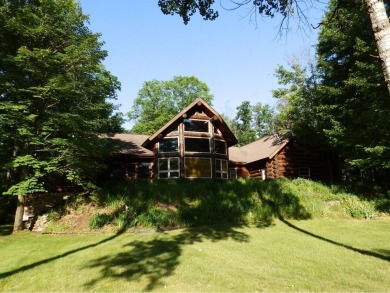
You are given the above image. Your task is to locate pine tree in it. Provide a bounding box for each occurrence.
[315,0,390,185]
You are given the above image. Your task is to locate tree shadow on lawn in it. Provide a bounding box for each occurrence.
[0,227,126,279]
[279,218,390,262]
[256,180,390,262]
[83,224,250,291]
[81,179,313,291]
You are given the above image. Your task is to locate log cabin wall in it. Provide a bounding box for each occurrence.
[265,141,336,181]
[229,162,250,178]
[246,160,267,179]
[237,166,250,178]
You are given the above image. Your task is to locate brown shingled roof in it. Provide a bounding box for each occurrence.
[229,132,291,164]
[105,133,153,157]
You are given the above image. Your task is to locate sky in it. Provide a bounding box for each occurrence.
[79,1,325,130]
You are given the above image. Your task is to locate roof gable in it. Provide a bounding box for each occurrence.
[142,98,238,149]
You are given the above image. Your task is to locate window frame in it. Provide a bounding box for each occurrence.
[214,139,227,155]
[158,137,179,153]
[158,157,180,179]
[184,137,211,153]
[183,119,210,133]
[215,159,228,179]
[229,168,237,179]
[184,157,212,178]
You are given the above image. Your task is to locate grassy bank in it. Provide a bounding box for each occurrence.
[39,178,388,233]
[1,219,389,291]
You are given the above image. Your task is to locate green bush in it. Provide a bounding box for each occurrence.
[89,213,112,229]
[344,197,377,219]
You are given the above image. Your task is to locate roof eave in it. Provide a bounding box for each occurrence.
[142,98,238,149]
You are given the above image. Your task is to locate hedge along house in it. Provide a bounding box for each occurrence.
[106,98,338,181]
[106,98,238,180]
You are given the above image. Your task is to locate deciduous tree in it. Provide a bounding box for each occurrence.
[0,0,121,231]
[226,100,275,146]
[128,76,213,134]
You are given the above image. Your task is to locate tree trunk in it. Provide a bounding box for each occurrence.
[365,0,390,94]
[13,195,25,232]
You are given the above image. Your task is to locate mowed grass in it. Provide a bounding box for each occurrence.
[1,219,389,292]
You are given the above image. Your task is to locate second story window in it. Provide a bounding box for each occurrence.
[158,137,178,153]
[184,119,209,133]
[185,137,210,153]
[214,139,227,155]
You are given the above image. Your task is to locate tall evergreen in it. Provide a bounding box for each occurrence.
[0,0,121,230]
[315,0,390,185]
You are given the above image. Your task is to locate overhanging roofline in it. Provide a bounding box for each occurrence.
[142,98,238,149]
[267,139,290,160]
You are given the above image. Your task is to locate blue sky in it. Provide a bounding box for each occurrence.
[79,1,324,130]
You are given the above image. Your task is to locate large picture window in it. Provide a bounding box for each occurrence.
[216,159,228,179]
[214,139,227,155]
[185,158,211,178]
[185,137,210,153]
[183,119,209,133]
[158,137,178,153]
[159,158,180,179]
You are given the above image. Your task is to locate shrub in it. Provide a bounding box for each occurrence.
[86,178,384,231]
[344,197,377,219]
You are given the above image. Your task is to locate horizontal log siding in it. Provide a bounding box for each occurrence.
[246,160,267,179]
[267,143,334,180]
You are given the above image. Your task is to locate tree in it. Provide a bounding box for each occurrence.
[271,58,325,144]
[234,101,257,145]
[227,100,275,146]
[0,0,121,231]
[252,102,276,138]
[157,0,390,95]
[314,0,390,185]
[128,76,213,134]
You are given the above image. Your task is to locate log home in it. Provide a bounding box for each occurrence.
[106,98,337,181]
[229,133,339,181]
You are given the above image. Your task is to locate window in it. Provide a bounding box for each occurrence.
[158,137,178,153]
[213,126,220,134]
[299,167,311,178]
[230,168,237,179]
[216,159,228,179]
[167,125,179,134]
[159,158,180,179]
[184,119,209,133]
[185,158,211,178]
[185,137,210,153]
[214,139,227,155]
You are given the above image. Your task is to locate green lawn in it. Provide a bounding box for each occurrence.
[1,219,389,292]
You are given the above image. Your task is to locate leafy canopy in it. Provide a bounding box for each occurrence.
[128,76,213,134]
[223,100,275,146]
[0,0,121,196]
